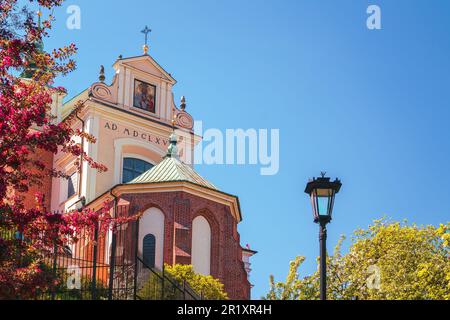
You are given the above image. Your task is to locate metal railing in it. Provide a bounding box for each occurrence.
[1,212,203,300]
[135,256,200,300]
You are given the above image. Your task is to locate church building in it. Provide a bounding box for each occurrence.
[27,35,255,299]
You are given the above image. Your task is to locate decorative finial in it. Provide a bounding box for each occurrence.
[166,132,179,159]
[141,25,152,55]
[99,65,105,82]
[320,171,327,178]
[143,44,149,55]
[118,54,123,60]
[171,112,177,129]
[180,96,186,111]
[37,8,42,29]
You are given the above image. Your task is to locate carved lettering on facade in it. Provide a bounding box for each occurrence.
[104,121,168,147]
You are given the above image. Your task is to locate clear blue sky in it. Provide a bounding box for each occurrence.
[39,0,450,298]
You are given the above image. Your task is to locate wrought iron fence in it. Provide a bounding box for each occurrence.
[135,256,200,300]
[0,206,201,301]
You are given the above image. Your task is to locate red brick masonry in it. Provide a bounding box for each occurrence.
[121,191,251,300]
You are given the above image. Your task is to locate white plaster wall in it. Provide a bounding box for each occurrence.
[81,115,99,203]
[191,216,211,275]
[138,207,165,270]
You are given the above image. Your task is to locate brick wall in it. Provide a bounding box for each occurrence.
[121,191,251,300]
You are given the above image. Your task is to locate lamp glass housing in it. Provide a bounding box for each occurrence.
[310,188,335,222]
[305,176,342,224]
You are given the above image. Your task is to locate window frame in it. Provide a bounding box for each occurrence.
[67,172,78,199]
[121,156,154,184]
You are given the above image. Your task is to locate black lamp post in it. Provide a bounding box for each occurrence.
[304,172,342,300]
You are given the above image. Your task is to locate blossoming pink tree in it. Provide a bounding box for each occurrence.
[0,0,134,299]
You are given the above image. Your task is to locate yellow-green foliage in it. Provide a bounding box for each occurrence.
[266,219,450,300]
[165,264,228,300]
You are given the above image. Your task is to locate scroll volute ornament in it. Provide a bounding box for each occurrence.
[175,110,194,130]
[89,74,119,105]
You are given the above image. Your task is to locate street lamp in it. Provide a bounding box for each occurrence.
[304,172,342,300]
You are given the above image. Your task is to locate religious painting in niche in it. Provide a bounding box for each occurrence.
[133,79,156,113]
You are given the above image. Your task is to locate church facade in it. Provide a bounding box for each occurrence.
[30,46,255,299]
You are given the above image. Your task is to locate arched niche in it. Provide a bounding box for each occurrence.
[138,207,165,270]
[191,215,211,275]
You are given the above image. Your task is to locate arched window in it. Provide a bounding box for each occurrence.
[191,216,211,275]
[142,234,156,268]
[139,207,165,270]
[122,157,153,183]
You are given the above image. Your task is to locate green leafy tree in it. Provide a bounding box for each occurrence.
[165,264,228,300]
[137,264,228,300]
[266,219,450,300]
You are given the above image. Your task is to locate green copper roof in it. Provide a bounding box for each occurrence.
[129,132,218,190]
[128,156,218,190]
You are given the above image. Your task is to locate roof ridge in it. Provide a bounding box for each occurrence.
[128,156,218,190]
[173,157,217,189]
